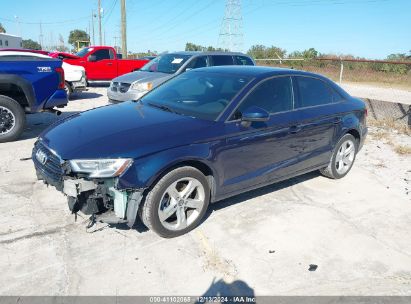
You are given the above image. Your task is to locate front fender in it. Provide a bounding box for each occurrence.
[117,143,218,190]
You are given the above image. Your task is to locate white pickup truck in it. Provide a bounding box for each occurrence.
[61,61,87,99]
[0,51,87,99]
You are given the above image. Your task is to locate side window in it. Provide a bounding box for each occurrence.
[232,77,293,119]
[0,40,2,46]
[5,40,8,46]
[234,55,254,66]
[295,76,334,108]
[185,56,208,70]
[92,49,111,61]
[331,88,344,102]
[211,55,234,66]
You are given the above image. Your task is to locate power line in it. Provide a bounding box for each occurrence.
[136,0,218,41]
[0,15,90,25]
[103,0,118,26]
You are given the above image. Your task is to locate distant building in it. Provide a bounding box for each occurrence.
[0,33,22,49]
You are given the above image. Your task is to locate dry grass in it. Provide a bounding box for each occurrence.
[371,130,391,141]
[258,63,411,90]
[394,145,411,155]
[368,118,411,136]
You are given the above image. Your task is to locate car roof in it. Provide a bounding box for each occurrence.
[189,65,321,77]
[166,51,251,57]
[0,51,51,59]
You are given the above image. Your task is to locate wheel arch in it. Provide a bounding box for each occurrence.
[345,128,361,144]
[0,75,35,108]
[145,159,218,201]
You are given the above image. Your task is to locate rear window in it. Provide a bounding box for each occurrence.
[140,54,191,74]
[211,55,234,66]
[234,55,254,66]
[295,76,336,108]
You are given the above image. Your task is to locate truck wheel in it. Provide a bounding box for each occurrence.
[64,82,73,100]
[139,166,210,238]
[0,95,26,143]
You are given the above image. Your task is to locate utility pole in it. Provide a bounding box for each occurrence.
[91,11,95,45]
[98,0,102,45]
[14,16,21,37]
[39,21,44,50]
[121,0,127,58]
[113,36,121,53]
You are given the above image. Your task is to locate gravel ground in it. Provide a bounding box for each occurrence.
[0,86,410,296]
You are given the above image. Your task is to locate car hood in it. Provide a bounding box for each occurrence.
[113,71,172,84]
[39,101,217,160]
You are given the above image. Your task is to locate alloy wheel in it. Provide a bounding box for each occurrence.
[0,106,16,135]
[335,139,356,175]
[158,177,206,231]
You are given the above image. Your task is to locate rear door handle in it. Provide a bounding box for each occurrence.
[289,125,302,134]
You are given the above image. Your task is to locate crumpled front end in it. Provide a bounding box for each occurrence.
[32,140,143,227]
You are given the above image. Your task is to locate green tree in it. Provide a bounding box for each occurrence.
[265,45,287,59]
[185,42,224,52]
[0,23,5,33]
[22,39,42,50]
[302,48,318,59]
[386,53,407,61]
[247,44,266,59]
[185,42,205,51]
[68,30,90,49]
[288,51,303,58]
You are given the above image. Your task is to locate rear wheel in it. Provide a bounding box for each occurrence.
[64,82,73,100]
[139,166,210,238]
[320,134,358,179]
[0,95,26,143]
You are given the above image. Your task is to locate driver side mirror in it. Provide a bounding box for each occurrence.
[88,55,97,62]
[241,106,270,122]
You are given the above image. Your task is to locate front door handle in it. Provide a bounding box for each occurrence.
[107,62,113,66]
[333,117,342,124]
[289,125,302,134]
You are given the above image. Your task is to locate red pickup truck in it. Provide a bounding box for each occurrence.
[50,46,149,81]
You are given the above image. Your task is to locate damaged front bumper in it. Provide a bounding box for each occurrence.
[32,141,144,228]
[62,177,144,227]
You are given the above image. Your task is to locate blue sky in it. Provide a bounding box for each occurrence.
[0,0,410,59]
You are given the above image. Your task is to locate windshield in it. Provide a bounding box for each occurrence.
[75,47,92,57]
[140,54,191,74]
[141,71,252,121]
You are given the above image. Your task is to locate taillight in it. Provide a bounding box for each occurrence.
[55,67,65,90]
[365,108,368,117]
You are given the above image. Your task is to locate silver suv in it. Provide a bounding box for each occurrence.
[107,51,255,102]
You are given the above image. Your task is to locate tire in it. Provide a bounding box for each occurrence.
[64,82,73,100]
[139,166,210,238]
[320,134,358,179]
[0,95,26,143]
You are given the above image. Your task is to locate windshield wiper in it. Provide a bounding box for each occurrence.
[147,102,178,114]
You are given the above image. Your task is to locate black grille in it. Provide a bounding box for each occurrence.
[111,82,131,93]
[32,141,64,188]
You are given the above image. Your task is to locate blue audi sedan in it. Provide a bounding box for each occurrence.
[32,66,367,238]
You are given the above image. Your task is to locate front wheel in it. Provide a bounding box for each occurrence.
[0,95,26,143]
[139,166,210,238]
[320,134,358,179]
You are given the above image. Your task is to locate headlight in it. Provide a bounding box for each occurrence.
[131,82,153,92]
[69,159,133,178]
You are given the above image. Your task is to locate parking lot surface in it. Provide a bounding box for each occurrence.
[0,87,410,296]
